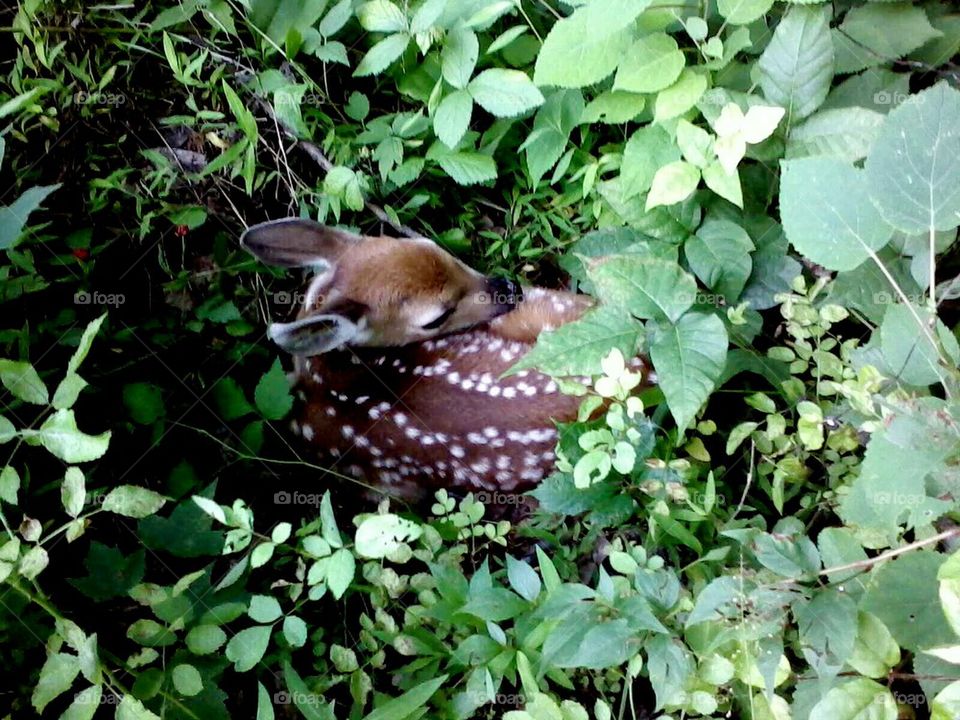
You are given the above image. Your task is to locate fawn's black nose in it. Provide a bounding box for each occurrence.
[486,276,522,310]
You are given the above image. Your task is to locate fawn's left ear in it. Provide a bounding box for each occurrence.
[268,313,361,355]
[241,218,362,269]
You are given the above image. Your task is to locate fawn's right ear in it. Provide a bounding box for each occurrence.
[268,314,362,355]
[241,219,362,269]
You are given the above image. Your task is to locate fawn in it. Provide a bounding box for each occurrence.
[242,218,641,501]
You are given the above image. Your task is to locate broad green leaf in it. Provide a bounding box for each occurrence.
[0,465,20,504]
[507,555,542,602]
[319,0,352,36]
[758,6,834,123]
[283,615,308,647]
[61,685,101,720]
[650,312,728,432]
[116,695,161,720]
[932,681,960,720]
[256,682,275,720]
[834,3,942,74]
[354,33,409,76]
[433,90,473,148]
[362,675,448,720]
[0,183,60,250]
[410,0,444,33]
[533,0,653,88]
[880,304,959,387]
[248,594,283,623]
[357,0,407,32]
[809,678,896,720]
[787,107,885,163]
[0,360,48,404]
[0,415,14,444]
[53,372,88,410]
[684,219,754,300]
[61,467,85,518]
[581,90,645,124]
[172,664,203,696]
[620,125,680,200]
[717,0,773,25]
[441,29,479,89]
[20,545,49,580]
[355,514,422,558]
[646,161,700,210]
[226,625,272,672]
[507,306,639,377]
[427,145,497,185]
[702,161,743,207]
[283,662,336,720]
[780,157,893,271]
[589,256,697,323]
[613,33,684,94]
[848,612,901,679]
[653,70,707,122]
[27,409,111,463]
[326,548,355,599]
[523,89,583,187]
[102,486,167,518]
[865,82,960,235]
[186,624,227,655]
[468,69,543,118]
[32,652,81,712]
[254,358,294,420]
[123,383,164,425]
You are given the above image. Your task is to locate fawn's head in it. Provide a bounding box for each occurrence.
[242,219,520,355]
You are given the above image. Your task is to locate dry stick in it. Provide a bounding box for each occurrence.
[818,526,960,580]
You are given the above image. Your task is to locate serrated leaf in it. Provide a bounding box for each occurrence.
[613,32,684,94]
[780,157,893,271]
[787,107,885,163]
[226,625,272,672]
[102,486,167,518]
[433,90,473,148]
[28,409,111,463]
[357,0,406,32]
[354,33,409,77]
[427,146,497,185]
[441,29,479,89]
[589,256,697,323]
[61,467,85,518]
[620,125,680,200]
[254,358,294,420]
[468,69,543,118]
[685,219,754,300]
[758,6,834,123]
[717,0,773,25]
[355,514,422,558]
[0,360,48,404]
[646,161,700,210]
[650,313,728,432]
[835,3,941,74]
[864,81,960,235]
[32,652,81,712]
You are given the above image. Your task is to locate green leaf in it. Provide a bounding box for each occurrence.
[702,161,743,207]
[834,3,942,74]
[355,514,422,558]
[283,662,336,720]
[653,70,708,122]
[0,415,15,444]
[507,555,542,602]
[28,409,111,463]
[620,125,680,200]
[357,0,407,32]
[809,678,896,720]
[212,377,255,421]
[581,90,645,124]
[32,652,81,712]
[172,664,203,696]
[323,166,365,211]
[932,682,960,720]
[116,695,161,720]
[613,32,684,94]
[319,0,352,36]
[786,107,885,163]
[468,69,544,118]
[61,685,102,720]
[880,304,959,387]
[70,542,145,601]
[684,219,754,300]
[427,146,497,185]
[186,624,227,655]
[717,0,773,25]
[646,160,700,210]
[0,465,20,504]
[848,612,901,679]
[780,157,893,271]
[248,594,283,623]
[865,82,960,235]
[757,6,834,123]
[533,0,653,88]
[441,29,479,89]
[123,383,164,425]
[0,360,48,404]
[226,625,272,672]
[523,89,583,187]
[508,306,639,377]
[52,372,88,410]
[361,674,448,720]
[102,486,167,518]
[61,467,85,518]
[354,33,409,77]
[254,358,294,420]
[0,87,47,119]
[283,615,308,647]
[433,90,473,148]
[0,183,60,250]
[649,312,728,432]
[589,256,697,323]
[326,548,355,599]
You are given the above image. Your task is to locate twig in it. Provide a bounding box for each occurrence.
[818,526,960,579]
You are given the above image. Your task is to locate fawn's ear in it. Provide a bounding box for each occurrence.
[241,219,362,269]
[268,314,362,355]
